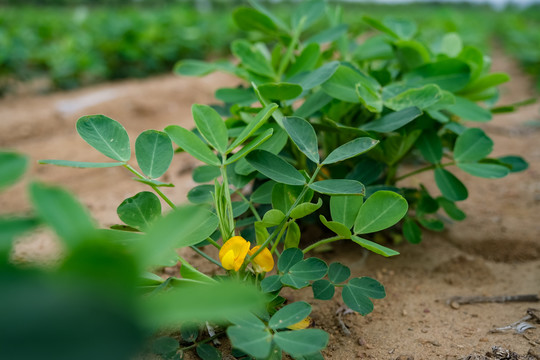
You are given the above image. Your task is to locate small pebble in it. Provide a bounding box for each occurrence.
[402,309,408,316]
[479,338,488,343]
[388,348,395,354]
[358,338,366,346]
[395,356,414,360]
[421,328,429,333]
[450,301,460,310]
[423,308,430,313]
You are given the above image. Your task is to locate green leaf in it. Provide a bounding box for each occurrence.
[272,184,310,213]
[117,192,161,231]
[142,280,266,326]
[362,16,399,39]
[416,130,443,164]
[262,209,286,227]
[165,125,220,166]
[440,32,463,57]
[269,301,312,330]
[457,162,510,178]
[283,117,320,164]
[258,83,303,100]
[295,61,340,91]
[346,158,385,185]
[29,182,96,251]
[226,128,274,165]
[328,262,351,284]
[227,325,272,359]
[436,197,466,221]
[330,195,363,229]
[135,130,173,179]
[251,181,276,204]
[216,87,257,106]
[174,60,216,76]
[284,221,301,249]
[323,137,379,165]
[231,39,275,78]
[322,65,372,103]
[273,329,329,357]
[374,130,421,165]
[187,185,214,204]
[342,277,385,315]
[454,128,493,163]
[152,336,178,355]
[261,275,283,293]
[180,323,199,343]
[38,160,124,168]
[233,7,277,34]
[385,84,442,111]
[498,155,528,173]
[76,115,131,162]
[354,191,408,234]
[196,344,222,360]
[232,202,250,218]
[418,217,445,231]
[309,180,365,196]
[138,205,218,267]
[294,90,333,118]
[356,82,382,113]
[287,43,320,77]
[403,59,471,92]
[278,248,304,273]
[351,236,399,257]
[192,104,229,155]
[0,152,28,190]
[434,168,468,201]
[395,40,430,70]
[305,24,348,45]
[360,107,422,133]
[246,150,306,186]
[312,279,335,300]
[462,72,510,95]
[193,165,221,183]
[227,103,278,152]
[292,0,325,31]
[288,258,328,280]
[280,274,310,289]
[447,96,492,122]
[179,257,216,284]
[290,198,323,219]
[402,217,422,244]
[319,215,351,238]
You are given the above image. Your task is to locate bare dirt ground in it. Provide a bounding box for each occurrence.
[1,53,539,360]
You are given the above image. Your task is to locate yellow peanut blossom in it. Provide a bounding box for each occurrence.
[219,236,250,271]
[287,316,312,330]
[219,236,275,272]
[248,245,274,273]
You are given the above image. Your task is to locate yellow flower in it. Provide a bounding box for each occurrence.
[287,316,312,330]
[219,236,275,272]
[248,245,275,273]
[219,236,250,271]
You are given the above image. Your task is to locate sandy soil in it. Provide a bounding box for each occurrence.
[1,53,539,360]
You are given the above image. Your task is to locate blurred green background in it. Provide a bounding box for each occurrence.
[0,0,539,95]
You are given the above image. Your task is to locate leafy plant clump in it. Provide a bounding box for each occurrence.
[177,0,528,243]
[2,1,530,359]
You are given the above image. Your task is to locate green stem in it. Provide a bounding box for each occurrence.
[302,235,344,254]
[270,221,289,255]
[205,237,221,249]
[124,164,176,209]
[219,164,235,240]
[190,246,223,268]
[235,190,261,221]
[276,18,304,80]
[124,164,221,267]
[179,331,225,352]
[245,165,322,267]
[395,161,455,183]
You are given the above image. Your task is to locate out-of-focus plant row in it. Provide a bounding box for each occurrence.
[1,4,540,94]
[0,5,236,92]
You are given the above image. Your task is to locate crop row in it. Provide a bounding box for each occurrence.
[1,4,539,94]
